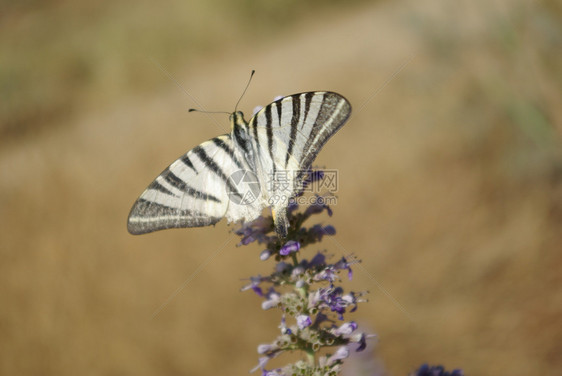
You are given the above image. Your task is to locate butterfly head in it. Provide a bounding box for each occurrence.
[229,111,247,129]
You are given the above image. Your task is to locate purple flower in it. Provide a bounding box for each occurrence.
[323,224,336,234]
[235,216,274,246]
[260,249,272,261]
[296,315,312,329]
[308,224,336,242]
[275,262,291,273]
[326,346,350,366]
[258,343,279,355]
[279,315,291,335]
[250,357,269,373]
[304,196,333,217]
[241,276,270,297]
[334,257,354,280]
[411,364,464,376]
[352,333,368,352]
[262,370,283,376]
[291,266,305,279]
[279,240,300,256]
[262,288,281,310]
[314,267,337,282]
[333,321,358,336]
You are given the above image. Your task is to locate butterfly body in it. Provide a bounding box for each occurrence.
[128,91,351,237]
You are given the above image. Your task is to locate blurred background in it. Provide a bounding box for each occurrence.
[1,0,561,375]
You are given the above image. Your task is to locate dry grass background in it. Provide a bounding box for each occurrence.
[1,0,561,375]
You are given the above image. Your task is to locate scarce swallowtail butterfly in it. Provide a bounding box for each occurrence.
[127,91,351,238]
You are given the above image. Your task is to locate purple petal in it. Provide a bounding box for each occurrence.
[257,343,278,354]
[250,357,269,373]
[280,240,300,256]
[334,321,358,336]
[260,249,272,261]
[296,315,312,329]
[252,285,264,296]
[326,346,349,366]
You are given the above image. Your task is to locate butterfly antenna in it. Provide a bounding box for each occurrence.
[188,108,230,115]
[234,70,255,112]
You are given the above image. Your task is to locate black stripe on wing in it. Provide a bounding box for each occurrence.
[159,168,222,203]
[147,180,176,196]
[192,145,244,200]
[212,137,245,170]
[180,155,198,174]
[275,99,283,126]
[128,199,221,235]
[265,105,276,174]
[299,92,351,170]
[301,92,314,130]
[285,96,300,167]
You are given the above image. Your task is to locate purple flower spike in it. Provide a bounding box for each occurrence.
[279,240,300,256]
[296,315,312,329]
[237,186,375,374]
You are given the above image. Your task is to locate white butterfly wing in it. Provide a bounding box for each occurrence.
[248,91,351,235]
[128,134,264,235]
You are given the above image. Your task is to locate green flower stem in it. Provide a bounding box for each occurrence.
[291,252,299,267]
[305,347,315,366]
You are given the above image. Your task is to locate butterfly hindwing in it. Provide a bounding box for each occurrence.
[127,134,264,235]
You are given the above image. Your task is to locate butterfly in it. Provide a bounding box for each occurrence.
[127,91,351,238]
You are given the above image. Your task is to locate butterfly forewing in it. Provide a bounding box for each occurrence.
[127,134,264,235]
